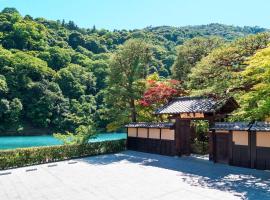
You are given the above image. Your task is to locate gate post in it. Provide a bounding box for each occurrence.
[175,118,181,156]
[212,130,217,163]
[208,117,215,161]
[228,130,233,165]
[250,130,256,169]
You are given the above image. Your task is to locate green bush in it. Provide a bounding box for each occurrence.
[191,140,208,155]
[0,139,126,170]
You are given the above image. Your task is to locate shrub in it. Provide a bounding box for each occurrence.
[0,139,126,170]
[191,139,208,155]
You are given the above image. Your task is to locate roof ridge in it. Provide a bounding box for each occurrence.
[172,96,210,100]
[211,121,253,131]
[155,96,238,115]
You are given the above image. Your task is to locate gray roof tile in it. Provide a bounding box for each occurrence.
[155,96,224,114]
[211,122,251,131]
[250,122,270,131]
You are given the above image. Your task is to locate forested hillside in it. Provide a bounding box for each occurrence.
[0,7,269,134]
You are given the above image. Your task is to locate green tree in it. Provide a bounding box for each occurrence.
[5,51,55,99]
[188,33,270,97]
[64,95,96,131]
[233,46,270,121]
[0,7,269,134]
[71,52,93,69]
[54,124,96,145]
[84,37,107,54]
[0,98,22,130]
[25,81,69,129]
[3,20,47,50]
[68,32,85,48]
[91,59,109,92]
[105,39,152,130]
[55,64,96,99]
[172,36,224,81]
[1,8,19,14]
[38,47,72,70]
[0,8,22,32]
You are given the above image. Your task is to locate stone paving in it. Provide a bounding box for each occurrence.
[1,151,270,200]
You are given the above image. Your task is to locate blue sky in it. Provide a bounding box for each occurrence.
[0,0,269,30]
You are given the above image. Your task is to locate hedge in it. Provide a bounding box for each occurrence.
[0,139,126,170]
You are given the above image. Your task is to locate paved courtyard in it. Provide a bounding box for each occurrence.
[1,151,270,200]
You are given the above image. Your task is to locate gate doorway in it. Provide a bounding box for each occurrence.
[175,119,193,155]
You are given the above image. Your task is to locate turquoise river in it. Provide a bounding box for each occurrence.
[0,133,127,150]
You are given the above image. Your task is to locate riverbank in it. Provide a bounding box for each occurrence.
[0,133,127,150]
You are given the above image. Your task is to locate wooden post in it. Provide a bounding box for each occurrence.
[175,118,181,156]
[228,130,233,165]
[208,116,215,161]
[127,127,129,149]
[250,130,256,169]
[185,120,191,155]
[208,131,213,161]
[212,130,217,163]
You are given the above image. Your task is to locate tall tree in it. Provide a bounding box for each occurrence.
[105,39,152,129]
[233,46,270,121]
[188,33,270,97]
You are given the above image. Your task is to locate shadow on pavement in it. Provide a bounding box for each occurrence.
[81,150,270,200]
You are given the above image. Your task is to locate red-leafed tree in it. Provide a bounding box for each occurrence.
[137,74,187,121]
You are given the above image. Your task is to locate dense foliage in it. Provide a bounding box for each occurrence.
[233,47,270,121]
[187,33,270,121]
[171,36,225,81]
[188,33,270,96]
[0,7,269,135]
[105,39,152,130]
[137,73,187,122]
[0,139,126,170]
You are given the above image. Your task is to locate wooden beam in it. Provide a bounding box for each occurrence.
[180,112,205,119]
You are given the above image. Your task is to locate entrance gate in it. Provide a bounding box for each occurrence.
[126,96,239,157]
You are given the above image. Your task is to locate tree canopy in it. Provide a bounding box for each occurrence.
[233,47,270,121]
[105,39,152,130]
[0,7,270,134]
[172,37,225,81]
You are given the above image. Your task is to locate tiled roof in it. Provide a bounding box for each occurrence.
[155,96,226,115]
[250,122,270,131]
[210,122,252,131]
[125,122,174,128]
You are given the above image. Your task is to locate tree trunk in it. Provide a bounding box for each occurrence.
[130,99,137,122]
